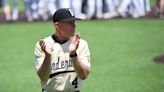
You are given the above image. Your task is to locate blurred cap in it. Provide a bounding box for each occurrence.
[53,8,81,23]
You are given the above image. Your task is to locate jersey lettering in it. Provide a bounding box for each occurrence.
[51,56,73,71]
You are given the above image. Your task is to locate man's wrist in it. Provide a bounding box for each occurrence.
[45,53,51,58]
[70,52,77,58]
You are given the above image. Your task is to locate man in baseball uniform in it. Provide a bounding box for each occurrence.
[34,8,91,92]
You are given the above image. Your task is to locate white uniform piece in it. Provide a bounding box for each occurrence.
[103,0,118,19]
[48,0,57,16]
[95,0,103,19]
[38,0,49,21]
[144,0,151,13]
[117,0,131,17]
[34,35,91,92]
[72,0,87,19]
[59,0,71,8]
[138,0,151,16]
[86,0,103,19]
[12,0,19,21]
[86,0,96,19]
[118,0,142,18]
[129,0,141,18]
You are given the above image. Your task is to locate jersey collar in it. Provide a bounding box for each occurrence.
[52,35,69,44]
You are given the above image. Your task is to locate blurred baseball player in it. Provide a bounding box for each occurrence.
[34,8,91,92]
[0,0,11,21]
[72,0,87,19]
[11,0,19,21]
[103,0,118,19]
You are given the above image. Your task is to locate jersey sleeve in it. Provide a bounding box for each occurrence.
[77,40,91,68]
[34,41,45,71]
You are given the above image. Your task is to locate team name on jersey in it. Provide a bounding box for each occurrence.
[51,56,73,71]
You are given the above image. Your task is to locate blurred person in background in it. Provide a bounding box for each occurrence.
[24,0,34,22]
[31,0,38,20]
[137,0,151,16]
[117,0,149,18]
[128,0,143,18]
[0,0,11,21]
[59,0,71,8]
[47,0,57,16]
[95,0,103,19]
[144,0,151,14]
[24,0,38,22]
[117,0,134,18]
[38,0,59,21]
[103,0,118,19]
[86,0,103,19]
[11,0,19,21]
[156,0,164,18]
[72,0,87,19]
[38,0,49,21]
[86,0,95,19]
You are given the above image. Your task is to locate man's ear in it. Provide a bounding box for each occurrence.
[54,22,59,30]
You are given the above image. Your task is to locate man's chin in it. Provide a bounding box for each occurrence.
[71,33,75,36]
[70,32,75,36]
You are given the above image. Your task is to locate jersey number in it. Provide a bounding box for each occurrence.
[72,77,78,88]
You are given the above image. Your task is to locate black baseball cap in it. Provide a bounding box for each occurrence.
[53,8,81,23]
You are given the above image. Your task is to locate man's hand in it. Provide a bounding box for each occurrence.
[69,33,80,55]
[38,40,51,82]
[39,40,51,56]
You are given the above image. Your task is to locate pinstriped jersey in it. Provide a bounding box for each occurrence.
[34,35,91,92]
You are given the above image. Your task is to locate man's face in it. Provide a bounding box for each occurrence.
[58,20,76,38]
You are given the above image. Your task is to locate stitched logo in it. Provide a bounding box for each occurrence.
[67,9,74,16]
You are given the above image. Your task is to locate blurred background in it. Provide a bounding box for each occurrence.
[0,0,163,23]
[0,0,164,92]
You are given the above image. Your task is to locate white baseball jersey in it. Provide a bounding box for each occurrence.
[34,35,91,92]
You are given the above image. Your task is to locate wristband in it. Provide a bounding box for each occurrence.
[70,52,77,58]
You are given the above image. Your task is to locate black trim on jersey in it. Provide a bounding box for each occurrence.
[42,88,45,92]
[52,35,69,44]
[49,70,75,78]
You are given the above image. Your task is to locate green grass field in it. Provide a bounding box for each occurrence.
[0,19,164,92]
